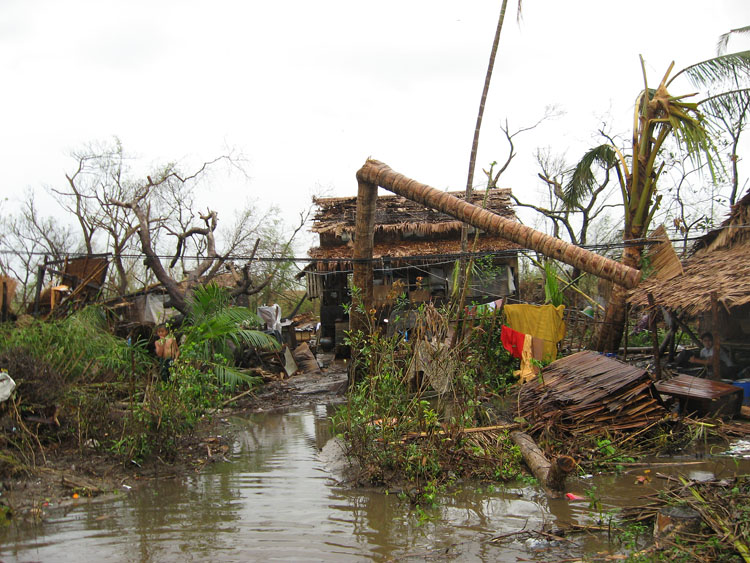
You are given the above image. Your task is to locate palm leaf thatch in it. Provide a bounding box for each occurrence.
[311,189,516,239]
[308,189,519,272]
[629,190,750,316]
[642,225,683,282]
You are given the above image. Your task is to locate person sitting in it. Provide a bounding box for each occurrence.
[688,332,738,379]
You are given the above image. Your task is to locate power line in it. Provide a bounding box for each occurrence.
[0,223,742,264]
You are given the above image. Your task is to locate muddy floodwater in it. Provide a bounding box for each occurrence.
[3,405,750,562]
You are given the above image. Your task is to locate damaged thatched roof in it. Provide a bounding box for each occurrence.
[307,189,519,271]
[311,189,516,239]
[692,189,750,253]
[517,350,666,437]
[630,190,750,316]
[307,235,518,272]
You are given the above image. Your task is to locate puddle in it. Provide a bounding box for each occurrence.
[2,405,749,562]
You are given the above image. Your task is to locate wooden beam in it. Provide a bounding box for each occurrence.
[648,293,661,379]
[711,292,721,381]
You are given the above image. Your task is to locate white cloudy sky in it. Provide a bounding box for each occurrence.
[1,0,748,247]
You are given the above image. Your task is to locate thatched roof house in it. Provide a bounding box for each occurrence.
[631,190,750,317]
[307,188,519,271]
[630,191,750,369]
[305,188,520,352]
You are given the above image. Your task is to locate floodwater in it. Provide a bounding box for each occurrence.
[2,405,750,562]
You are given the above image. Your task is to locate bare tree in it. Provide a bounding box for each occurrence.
[108,156,311,314]
[509,139,621,282]
[5,141,310,315]
[703,90,750,206]
[51,139,143,294]
[653,150,716,256]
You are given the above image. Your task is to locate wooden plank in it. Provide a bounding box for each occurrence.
[655,374,742,400]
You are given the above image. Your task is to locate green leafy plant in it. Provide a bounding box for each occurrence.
[178,283,279,387]
[543,260,564,307]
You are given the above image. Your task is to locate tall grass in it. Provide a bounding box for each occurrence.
[0,306,153,383]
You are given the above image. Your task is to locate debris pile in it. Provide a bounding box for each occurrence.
[517,350,667,437]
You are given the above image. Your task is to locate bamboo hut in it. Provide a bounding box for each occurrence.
[303,190,520,350]
[630,190,750,369]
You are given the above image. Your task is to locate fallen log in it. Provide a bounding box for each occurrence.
[510,430,575,494]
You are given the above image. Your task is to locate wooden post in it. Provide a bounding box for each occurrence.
[647,293,661,379]
[659,308,676,360]
[1,280,7,322]
[623,303,629,359]
[711,292,720,380]
[33,256,48,318]
[349,177,378,386]
[350,178,377,335]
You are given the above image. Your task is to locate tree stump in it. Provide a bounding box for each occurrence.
[510,430,576,494]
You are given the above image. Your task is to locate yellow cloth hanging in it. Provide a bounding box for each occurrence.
[504,304,566,362]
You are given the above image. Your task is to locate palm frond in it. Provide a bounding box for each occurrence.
[235,329,279,351]
[666,101,723,182]
[211,363,262,388]
[563,144,618,207]
[188,283,229,323]
[717,26,750,55]
[671,50,750,89]
[218,306,263,326]
[700,87,750,120]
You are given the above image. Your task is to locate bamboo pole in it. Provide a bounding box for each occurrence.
[356,160,641,289]
[711,292,720,381]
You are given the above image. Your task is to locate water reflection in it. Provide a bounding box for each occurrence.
[4,406,750,562]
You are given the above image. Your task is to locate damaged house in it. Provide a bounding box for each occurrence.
[631,189,750,383]
[303,189,520,351]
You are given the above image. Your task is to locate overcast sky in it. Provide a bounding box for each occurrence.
[1,0,748,248]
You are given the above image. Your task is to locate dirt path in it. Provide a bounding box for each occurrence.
[237,354,348,413]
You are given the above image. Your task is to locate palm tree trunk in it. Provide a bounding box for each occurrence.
[350,175,378,335]
[594,243,641,352]
[356,160,641,289]
[461,0,510,255]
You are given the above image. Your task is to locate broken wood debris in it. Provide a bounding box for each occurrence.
[517,350,667,437]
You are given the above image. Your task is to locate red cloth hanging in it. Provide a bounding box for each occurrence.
[501,325,525,359]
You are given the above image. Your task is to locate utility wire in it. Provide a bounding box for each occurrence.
[0,222,741,264]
